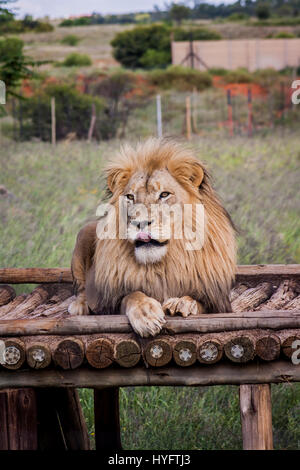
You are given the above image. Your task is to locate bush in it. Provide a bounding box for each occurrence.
[111,24,171,69]
[173,27,222,41]
[149,65,212,91]
[61,34,81,46]
[227,12,249,22]
[21,84,104,141]
[222,68,253,84]
[60,53,92,67]
[255,4,271,20]
[273,31,296,38]
[0,37,34,96]
[140,49,171,69]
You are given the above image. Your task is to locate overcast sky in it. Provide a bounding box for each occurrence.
[14,0,232,19]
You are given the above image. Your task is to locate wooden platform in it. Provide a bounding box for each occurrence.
[0,264,299,450]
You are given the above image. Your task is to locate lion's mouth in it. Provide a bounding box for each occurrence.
[135,239,168,249]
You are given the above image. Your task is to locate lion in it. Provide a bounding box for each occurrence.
[68,138,237,337]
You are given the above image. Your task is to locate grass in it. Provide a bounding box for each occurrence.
[0,131,300,449]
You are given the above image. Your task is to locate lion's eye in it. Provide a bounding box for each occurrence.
[126,194,134,201]
[159,191,170,199]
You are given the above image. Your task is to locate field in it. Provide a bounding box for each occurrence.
[0,130,299,449]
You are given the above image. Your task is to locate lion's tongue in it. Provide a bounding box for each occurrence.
[136,232,151,243]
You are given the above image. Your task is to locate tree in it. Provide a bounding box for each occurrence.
[255,2,271,19]
[0,0,15,24]
[169,3,191,25]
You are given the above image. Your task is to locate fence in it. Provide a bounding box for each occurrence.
[0,264,299,450]
[172,39,300,72]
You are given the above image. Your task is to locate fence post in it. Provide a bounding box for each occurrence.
[239,384,273,450]
[247,88,253,137]
[156,94,162,138]
[227,89,234,137]
[88,103,96,142]
[94,387,122,450]
[186,95,191,140]
[51,97,56,146]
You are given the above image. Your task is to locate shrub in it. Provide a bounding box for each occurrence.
[21,84,104,141]
[111,24,171,69]
[140,49,171,69]
[255,4,271,20]
[273,31,296,38]
[173,27,222,41]
[222,68,253,84]
[227,12,249,22]
[149,65,212,91]
[60,53,92,67]
[61,34,81,46]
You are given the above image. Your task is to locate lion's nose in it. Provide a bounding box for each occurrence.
[132,219,154,230]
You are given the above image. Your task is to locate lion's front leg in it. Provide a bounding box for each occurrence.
[162,296,205,317]
[121,291,166,338]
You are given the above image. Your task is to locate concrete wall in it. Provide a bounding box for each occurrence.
[171,39,300,71]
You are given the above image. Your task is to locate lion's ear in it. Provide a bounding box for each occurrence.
[169,159,204,189]
[189,161,204,187]
[107,168,131,193]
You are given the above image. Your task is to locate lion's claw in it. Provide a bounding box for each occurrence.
[163,296,204,317]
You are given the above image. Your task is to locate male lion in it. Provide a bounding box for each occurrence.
[68,138,236,337]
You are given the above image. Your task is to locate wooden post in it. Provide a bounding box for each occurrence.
[51,97,56,145]
[156,94,162,138]
[239,384,273,450]
[186,95,191,140]
[247,88,253,137]
[94,388,122,450]
[227,89,234,137]
[87,103,96,142]
[0,388,38,450]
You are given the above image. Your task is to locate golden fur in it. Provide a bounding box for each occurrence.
[69,138,237,336]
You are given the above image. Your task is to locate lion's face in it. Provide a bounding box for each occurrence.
[123,168,191,264]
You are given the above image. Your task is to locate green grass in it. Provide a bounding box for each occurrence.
[0,132,300,449]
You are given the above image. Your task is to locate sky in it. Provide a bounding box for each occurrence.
[14,0,232,19]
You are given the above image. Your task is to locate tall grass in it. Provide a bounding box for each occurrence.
[0,132,299,449]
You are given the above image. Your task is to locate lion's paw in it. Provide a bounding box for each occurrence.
[68,298,89,316]
[162,296,204,317]
[126,297,166,338]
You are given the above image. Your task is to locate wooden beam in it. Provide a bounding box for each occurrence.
[0,264,299,285]
[239,384,273,450]
[0,361,299,389]
[0,311,299,337]
[94,388,122,450]
[0,388,38,450]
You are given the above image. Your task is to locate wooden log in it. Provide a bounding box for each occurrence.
[0,294,27,318]
[143,338,173,367]
[232,282,274,312]
[0,312,300,337]
[0,338,26,370]
[173,338,197,367]
[283,295,300,310]
[198,338,223,364]
[278,330,300,358]
[239,384,273,450]
[230,284,249,302]
[259,280,299,310]
[36,388,90,450]
[0,388,38,450]
[52,337,84,370]
[0,285,15,306]
[0,267,72,284]
[114,335,141,368]
[29,296,75,319]
[0,264,299,285]
[86,337,114,369]
[7,285,52,319]
[94,388,122,450]
[26,341,52,369]
[255,334,280,361]
[224,334,255,363]
[0,361,299,388]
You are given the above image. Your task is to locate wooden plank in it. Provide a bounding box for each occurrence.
[94,388,122,450]
[0,388,38,450]
[0,361,299,388]
[239,384,273,450]
[0,264,299,285]
[0,311,299,337]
